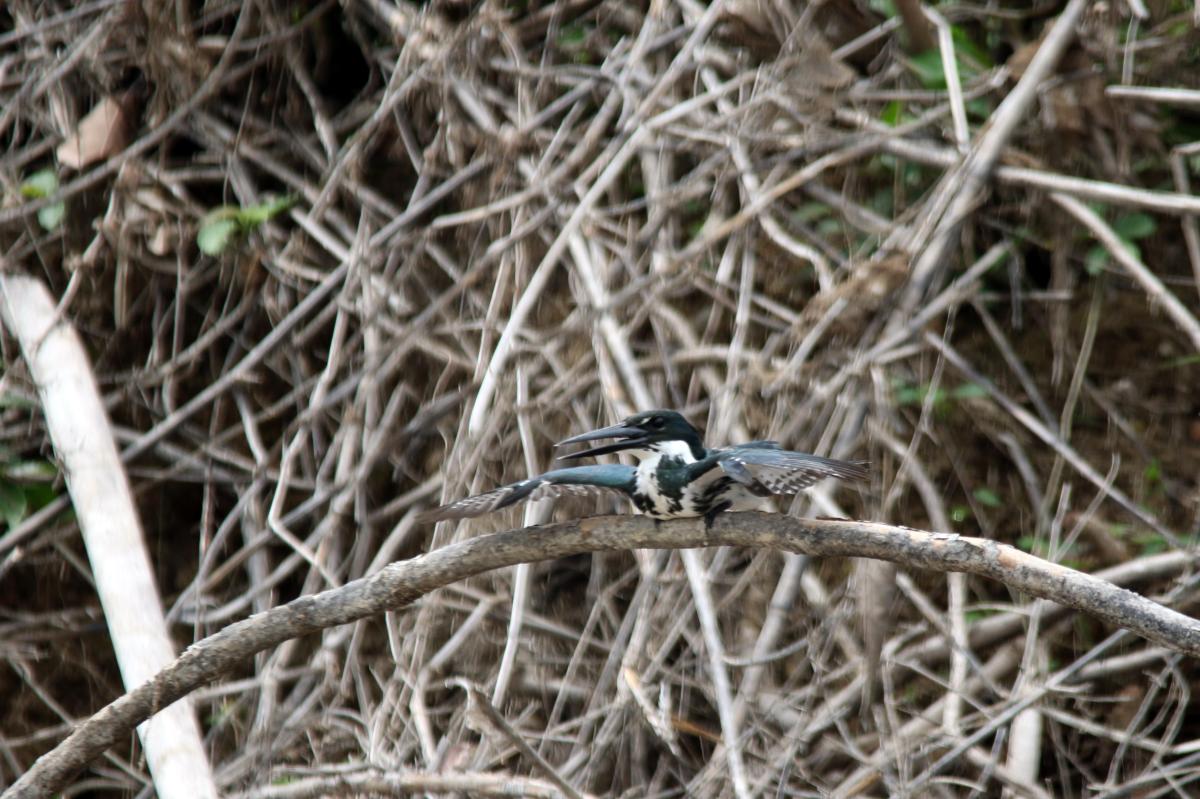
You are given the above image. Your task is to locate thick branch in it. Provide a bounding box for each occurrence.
[9,513,1199,798]
[0,275,216,798]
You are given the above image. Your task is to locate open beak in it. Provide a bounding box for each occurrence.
[555,423,648,460]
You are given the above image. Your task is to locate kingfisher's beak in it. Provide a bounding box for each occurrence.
[555,423,648,459]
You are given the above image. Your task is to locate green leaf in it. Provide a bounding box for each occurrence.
[951,25,993,69]
[0,482,28,530]
[965,609,999,622]
[38,202,65,231]
[870,186,895,217]
[868,0,897,19]
[20,169,58,199]
[1162,353,1200,368]
[966,98,993,120]
[0,393,38,410]
[1085,244,1109,275]
[197,217,239,256]
[880,100,903,127]
[558,23,587,46]
[2,460,57,482]
[236,195,297,226]
[908,29,988,91]
[973,487,1002,507]
[902,162,927,188]
[1085,212,1149,277]
[21,483,58,512]
[1135,533,1168,556]
[1144,460,1162,483]
[951,382,987,400]
[816,217,844,237]
[793,202,832,223]
[198,196,297,255]
[1010,226,1035,244]
[893,382,925,406]
[20,170,65,231]
[951,505,971,523]
[909,49,947,89]
[1114,212,1156,240]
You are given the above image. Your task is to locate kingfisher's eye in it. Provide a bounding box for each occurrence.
[649,416,664,428]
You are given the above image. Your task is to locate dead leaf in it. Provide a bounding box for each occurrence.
[57,95,130,170]
[148,225,174,256]
[717,0,781,59]
[793,32,857,90]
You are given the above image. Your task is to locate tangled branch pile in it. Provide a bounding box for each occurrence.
[2,0,1200,795]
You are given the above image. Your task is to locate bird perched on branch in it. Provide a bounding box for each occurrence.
[421,410,867,526]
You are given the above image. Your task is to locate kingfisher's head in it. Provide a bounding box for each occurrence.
[555,409,704,460]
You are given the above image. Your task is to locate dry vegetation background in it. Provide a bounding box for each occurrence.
[3,0,1200,796]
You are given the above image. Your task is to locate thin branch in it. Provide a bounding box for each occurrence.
[881,136,1200,216]
[1052,191,1200,351]
[229,767,578,798]
[682,549,750,798]
[449,679,590,799]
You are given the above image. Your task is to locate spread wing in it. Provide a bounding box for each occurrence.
[419,464,636,522]
[716,444,868,496]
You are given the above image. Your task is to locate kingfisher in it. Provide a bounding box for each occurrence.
[420,410,867,527]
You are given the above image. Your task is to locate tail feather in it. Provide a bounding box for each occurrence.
[419,465,637,523]
[417,479,540,523]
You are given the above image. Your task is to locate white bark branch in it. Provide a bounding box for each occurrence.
[0,274,217,799]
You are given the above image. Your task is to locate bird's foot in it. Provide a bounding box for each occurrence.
[703,502,732,530]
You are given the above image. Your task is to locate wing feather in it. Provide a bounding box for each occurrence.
[717,448,867,496]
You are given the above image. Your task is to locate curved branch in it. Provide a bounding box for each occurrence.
[9,513,1200,798]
